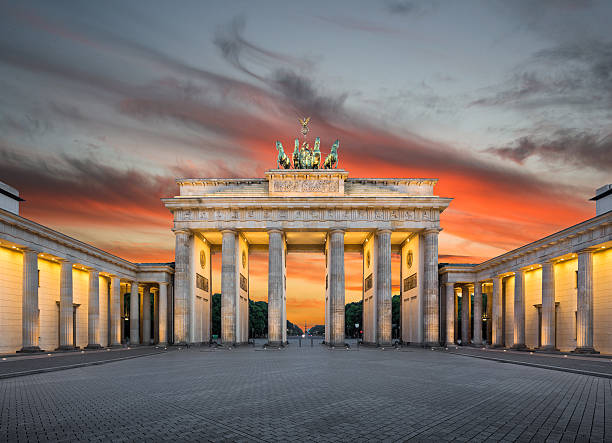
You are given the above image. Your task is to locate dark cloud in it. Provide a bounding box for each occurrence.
[486,130,612,171]
[471,40,612,110]
[213,17,348,119]
[384,0,436,16]
[313,15,400,34]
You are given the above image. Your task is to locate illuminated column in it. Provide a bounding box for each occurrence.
[329,229,346,346]
[267,229,283,346]
[376,229,392,346]
[512,270,526,349]
[445,283,455,346]
[58,259,75,350]
[109,276,121,346]
[20,248,41,352]
[472,282,482,346]
[422,229,440,346]
[142,285,151,345]
[575,250,597,353]
[491,276,503,347]
[158,282,168,346]
[130,282,139,345]
[461,285,470,345]
[86,269,101,348]
[173,229,190,345]
[541,261,556,350]
[221,229,237,345]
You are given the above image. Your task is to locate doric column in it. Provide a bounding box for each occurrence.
[329,229,346,346]
[221,229,237,345]
[158,282,168,346]
[541,261,556,350]
[512,270,526,349]
[445,283,455,346]
[142,285,151,345]
[86,269,101,348]
[376,229,392,346]
[130,282,139,345]
[473,282,482,346]
[575,250,597,353]
[461,285,470,345]
[267,229,284,346]
[491,276,503,347]
[109,276,121,346]
[173,229,190,345]
[423,229,440,346]
[58,259,75,350]
[20,248,41,352]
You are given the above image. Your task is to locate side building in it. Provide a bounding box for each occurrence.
[439,185,612,354]
[0,181,174,354]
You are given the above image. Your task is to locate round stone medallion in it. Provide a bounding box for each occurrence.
[406,250,413,269]
[366,250,371,268]
[242,250,247,268]
[199,250,206,269]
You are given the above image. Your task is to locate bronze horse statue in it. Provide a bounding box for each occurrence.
[312,137,321,169]
[323,139,339,169]
[275,141,291,169]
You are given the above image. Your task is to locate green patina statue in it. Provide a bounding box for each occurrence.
[276,119,339,169]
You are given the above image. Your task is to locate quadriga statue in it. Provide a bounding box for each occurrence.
[275,141,291,169]
[322,139,339,169]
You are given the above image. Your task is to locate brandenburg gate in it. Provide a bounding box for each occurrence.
[162,124,451,348]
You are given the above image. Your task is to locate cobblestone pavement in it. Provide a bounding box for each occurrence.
[1,342,611,442]
[445,346,612,377]
[0,346,171,378]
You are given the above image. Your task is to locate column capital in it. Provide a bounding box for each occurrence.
[21,246,42,255]
[422,227,442,235]
[172,228,191,235]
[445,282,455,288]
[56,257,73,264]
[329,228,346,235]
[576,248,595,255]
[158,281,170,286]
[376,228,393,235]
[266,228,284,235]
[220,228,237,235]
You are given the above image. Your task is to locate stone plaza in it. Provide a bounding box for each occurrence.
[1,343,611,441]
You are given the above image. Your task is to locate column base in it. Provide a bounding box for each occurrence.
[157,342,168,347]
[17,346,43,353]
[55,346,78,351]
[490,343,505,348]
[423,342,441,348]
[536,345,559,353]
[472,341,483,347]
[445,342,458,348]
[511,343,527,350]
[572,347,599,354]
[266,341,283,348]
[109,343,123,348]
[85,344,102,350]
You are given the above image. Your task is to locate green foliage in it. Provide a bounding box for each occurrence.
[309,325,325,335]
[211,294,302,338]
[344,301,362,338]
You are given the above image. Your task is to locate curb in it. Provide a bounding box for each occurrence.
[0,350,168,380]
[448,351,612,379]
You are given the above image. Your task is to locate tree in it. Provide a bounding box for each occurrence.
[212,293,221,337]
[345,301,363,338]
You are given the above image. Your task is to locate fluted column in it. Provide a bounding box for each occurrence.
[86,269,101,348]
[445,283,455,346]
[423,229,440,346]
[512,270,526,349]
[20,248,41,352]
[221,229,237,345]
[473,282,482,346]
[267,229,283,346]
[329,230,346,346]
[129,282,139,345]
[158,282,168,346]
[575,250,597,353]
[142,285,151,345]
[376,229,392,346]
[58,259,75,350]
[461,285,470,345]
[109,276,121,346]
[541,261,556,350]
[491,276,503,347]
[173,229,190,345]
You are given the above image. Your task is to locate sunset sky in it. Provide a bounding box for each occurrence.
[1,1,610,326]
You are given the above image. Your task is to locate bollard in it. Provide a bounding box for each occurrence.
[311,337,313,347]
[299,337,302,347]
